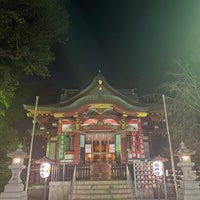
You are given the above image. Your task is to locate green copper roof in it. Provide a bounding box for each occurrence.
[23,72,161,113]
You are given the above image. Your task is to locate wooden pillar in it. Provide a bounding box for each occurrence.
[121,132,127,163]
[74,132,80,164]
[149,135,153,158]
[55,120,62,161]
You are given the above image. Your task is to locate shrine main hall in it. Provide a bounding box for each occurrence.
[24,72,163,166]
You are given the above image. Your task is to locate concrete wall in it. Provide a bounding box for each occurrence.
[48,181,71,200]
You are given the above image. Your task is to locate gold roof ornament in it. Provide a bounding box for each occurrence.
[136,112,148,117]
[89,103,113,109]
[98,79,103,90]
[123,112,128,117]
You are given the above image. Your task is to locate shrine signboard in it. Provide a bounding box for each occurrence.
[58,134,66,160]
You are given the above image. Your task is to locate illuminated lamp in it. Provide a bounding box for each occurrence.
[40,162,51,179]
[12,157,23,165]
[182,155,190,162]
[46,131,50,135]
[174,141,195,164]
[52,122,58,127]
[8,144,28,167]
[0,144,28,200]
[154,125,159,129]
[40,125,46,130]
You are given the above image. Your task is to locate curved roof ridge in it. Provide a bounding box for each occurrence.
[58,72,139,106]
[23,72,163,114]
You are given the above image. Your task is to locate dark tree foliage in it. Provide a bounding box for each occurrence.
[0,0,69,114]
[0,0,69,190]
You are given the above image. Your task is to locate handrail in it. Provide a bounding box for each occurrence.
[68,165,76,200]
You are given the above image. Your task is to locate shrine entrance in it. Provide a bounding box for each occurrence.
[84,133,116,162]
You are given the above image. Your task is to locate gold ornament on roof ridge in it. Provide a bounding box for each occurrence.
[98,79,103,90]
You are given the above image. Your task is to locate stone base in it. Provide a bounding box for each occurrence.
[180,180,200,189]
[179,180,200,200]
[179,188,200,199]
[179,194,200,200]
[0,191,27,200]
[4,183,24,193]
[0,183,27,200]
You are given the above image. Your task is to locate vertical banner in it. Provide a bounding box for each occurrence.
[80,135,85,164]
[58,133,66,160]
[80,134,85,148]
[138,134,145,158]
[115,134,121,163]
[46,142,50,157]
[137,119,145,158]
[131,132,137,158]
[115,134,121,148]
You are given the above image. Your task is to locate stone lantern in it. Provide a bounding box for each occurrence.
[174,141,195,180]
[174,141,200,200]
[0,144,28,200]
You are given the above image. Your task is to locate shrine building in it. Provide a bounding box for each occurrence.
[23,72,163,166]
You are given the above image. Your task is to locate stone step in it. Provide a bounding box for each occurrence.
[76,180,127,185]
[75,184,132,190]
[75,181,132,189]
[72,197,134,199]
[72,180,134,200]
[74,188,133,194]
[72,193,133,199]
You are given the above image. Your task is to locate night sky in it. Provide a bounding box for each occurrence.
[27,0,200,104]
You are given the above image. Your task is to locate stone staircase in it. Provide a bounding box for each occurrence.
[71,180,134,200]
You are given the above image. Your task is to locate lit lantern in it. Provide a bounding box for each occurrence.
[12,157,23,165]
[152,161,164,176]
[181,155,191,162]
[40,162,51,178]
[174,141,196,182]
[0,144,28,200]
[8,144,28,167]
[174,141,195,165]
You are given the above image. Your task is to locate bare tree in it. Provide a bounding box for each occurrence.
[159,60,200,165]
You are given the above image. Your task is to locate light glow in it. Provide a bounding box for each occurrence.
[12,157,22,164]
[40,163,51,178]
[182,155,190,162]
